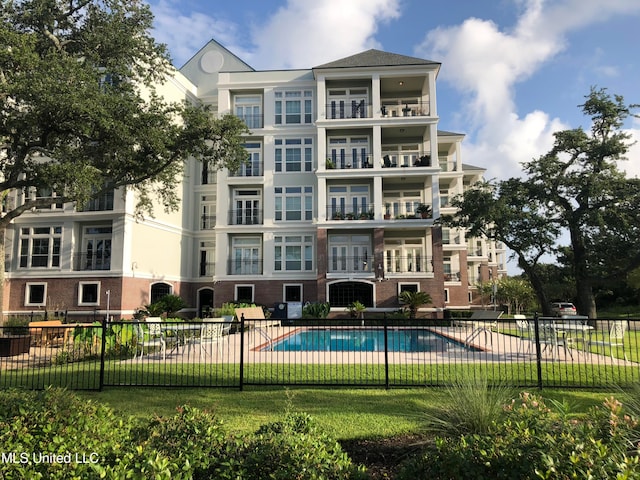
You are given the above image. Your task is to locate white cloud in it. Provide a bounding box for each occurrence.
[149,0,251,67]
[248,0,401,69]
[415,0,640,179]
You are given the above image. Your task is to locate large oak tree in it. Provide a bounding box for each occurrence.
[0,0,249,313]
[443,88,639,317]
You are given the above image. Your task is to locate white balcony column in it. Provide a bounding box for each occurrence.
[372,125,382,170]
[373,176,383,220]
[316,75,326,122]
[428,71,437,118]
[317,126,327,171]
[372,74,381,118]
[317,176,327,222]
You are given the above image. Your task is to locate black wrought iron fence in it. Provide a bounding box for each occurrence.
[1,316,639,391]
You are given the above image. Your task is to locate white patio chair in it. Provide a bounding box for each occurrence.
[133,320,167,360]
[538,320,573,361]
[191,321,224,359]
[589,320,628,361]
[515,315,532,355]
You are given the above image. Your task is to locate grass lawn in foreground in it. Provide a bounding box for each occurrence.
[76,387,610,441]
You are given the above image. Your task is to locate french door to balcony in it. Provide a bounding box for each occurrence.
[328,89,368,119]
[84,231,112,271]
[235,199,260,225]
[330,245,369,273]
[233,247,260,275]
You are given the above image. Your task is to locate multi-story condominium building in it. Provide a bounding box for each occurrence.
[2,40,507,320]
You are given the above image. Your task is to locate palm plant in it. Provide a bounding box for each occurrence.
[346,301,367,320]
[398,290,432,319]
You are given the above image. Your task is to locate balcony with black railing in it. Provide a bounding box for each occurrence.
[201,215,216,230]
[73,252,111,271]
[381,100,430,117]
[229,162,264,177]
[384,255,433,274]
[327,206,374,221]
[325,153,374,170]
[236,113,264,129]
[227,258,263,275]
[199,262,215,277]
[327,255,374,274]
[325,100,372,120]
[228,209,263,226]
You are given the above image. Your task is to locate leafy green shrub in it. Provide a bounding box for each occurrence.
[0,387,140,479]
[241,412,367,480]
[0,389,365,480]
[399,392,640,480]
[302,302,331,319]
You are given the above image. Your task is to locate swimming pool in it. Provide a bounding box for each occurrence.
[268,328,478,353]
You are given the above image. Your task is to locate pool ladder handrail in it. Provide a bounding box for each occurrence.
[255,326,273,351]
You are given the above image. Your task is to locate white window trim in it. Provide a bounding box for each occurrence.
[78,281,101,306]
[283,283,303,303]
[25,282,47,307]
[235,284,255,303]
[398,283,420,295]
[444,288,450,304]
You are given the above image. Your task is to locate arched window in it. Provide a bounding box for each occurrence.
[150,282,172,304]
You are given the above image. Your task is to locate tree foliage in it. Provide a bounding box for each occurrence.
[1,0,249,221]
[0,0,250,309]
[442,88,639,317]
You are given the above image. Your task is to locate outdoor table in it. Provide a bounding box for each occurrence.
[161,323,202,354]
[553,322,594,352]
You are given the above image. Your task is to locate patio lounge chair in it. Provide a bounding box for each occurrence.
[589,320,628,361]
[514,315,532,355]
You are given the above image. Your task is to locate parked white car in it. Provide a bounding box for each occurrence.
[550,302,577,316]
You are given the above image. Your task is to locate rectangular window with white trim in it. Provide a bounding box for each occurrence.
[275,138,313,172]
[19,226,62,269]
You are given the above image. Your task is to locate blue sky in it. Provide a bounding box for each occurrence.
[147,0,640,182]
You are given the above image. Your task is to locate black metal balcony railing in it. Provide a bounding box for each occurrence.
[77,191,115,211]
[444,272,461,282]
[230,163,264,177]
[325,101,371,119]
[73,252,111,271]
[228,209,263,226]
[325,153,374,170]
[328,256,374,274]
[327,206,374,221]
[382,154,431,168]
[227,258,263,275]
[199,262,215,277]
[384,256,433,274]
[236,114,264,129]
[381,100,430,117]
[201,215,216,230]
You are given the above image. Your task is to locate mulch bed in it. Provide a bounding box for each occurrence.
[340,434,429,479]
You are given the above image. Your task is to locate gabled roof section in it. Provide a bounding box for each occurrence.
[313,49,440,70]
[179,38,254,73]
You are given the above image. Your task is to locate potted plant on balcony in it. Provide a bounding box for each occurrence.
[346,212,356,220]
[416,203,432,219]
[332,211,345,220]
[325,158,335,169]
[384,203,391,220]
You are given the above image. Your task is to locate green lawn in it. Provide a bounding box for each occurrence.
[75,387,611,440]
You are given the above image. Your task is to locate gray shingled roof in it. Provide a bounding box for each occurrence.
[314,49,439,69]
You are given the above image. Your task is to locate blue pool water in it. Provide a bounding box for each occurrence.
[269,328,478,353]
